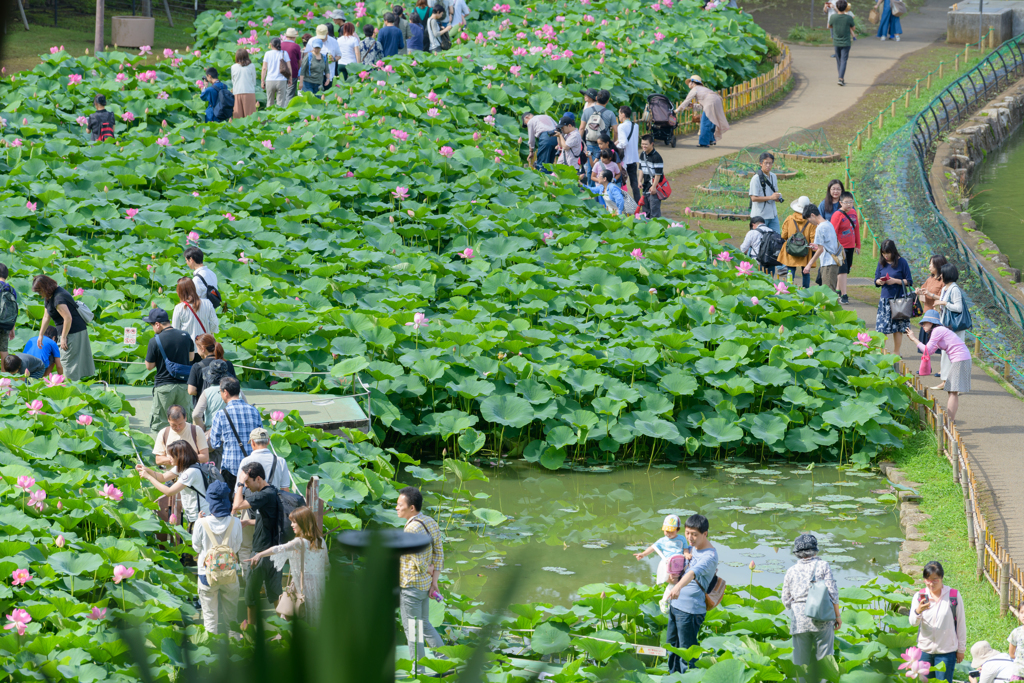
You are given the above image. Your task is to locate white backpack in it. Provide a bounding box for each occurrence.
[201,517,239,587]
[585,110,609,142]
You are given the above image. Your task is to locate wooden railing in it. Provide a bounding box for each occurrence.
[906,368,1023,623]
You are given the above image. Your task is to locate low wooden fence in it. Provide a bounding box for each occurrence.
[906,368,1024,623]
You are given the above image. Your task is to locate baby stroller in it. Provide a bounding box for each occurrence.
[643,93,678,148]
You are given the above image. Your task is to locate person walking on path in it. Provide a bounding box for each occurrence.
[639,135,665,219]
[300,38,329,94]
[192,360,247,431]
[749,152,782,233]
[322,24,342,86]
[209,376,262,489]
[832,192,860,304]
[908,561,966,682]
[184,247,220,305]
[555,115,585,179]
[247,506,329,625]
[674,75,730,147]
[173,278,219,342]
[426,5,452,54]
[144,307,195,434]
[32,274,94,381]
[581,89,616,178]
[819,179,846,222]
[932,263,968,391]
[524,113,558,172]
[87,94,117,141]
[261,38,292,107]
[336,22,361,78]
[413,0,430,23]
[803,204,842,294]
[908,310,971,422]
[616,106,641,202]
[828,0,856,86]
[874,239,913,356]
[741,218,779,275]
[779,197,817,288]
[408,13,425,52]
[231,461,282,631]
[665,514,718,674]
[877,0,903,41]
[968,641,1017,683]
[782,534,841,683]
[231,50,257,118]
[360,25,384,66]
[378,12,406,57]
[391,6,411,54]
[191,480,242,635]
[200,68,232,123]
[916,255,947,316]
[282,28,303,99]
[396,486,445,660]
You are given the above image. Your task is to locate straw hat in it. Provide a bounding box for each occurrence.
[284,27,299,39]
[315,24,328,39]
[688,74,703,84]
[790,195,811,214]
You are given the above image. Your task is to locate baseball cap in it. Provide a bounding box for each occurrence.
[309,37,324,49]
[315,24,328,39]
[557,114,575,128]
[249,427,271,442]
[580,87,598,99]
[143,307,170,324]
[662,514,681,531]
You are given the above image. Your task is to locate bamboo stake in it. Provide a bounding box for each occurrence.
[939,61,944,78]
[916,78,921,97]
[927,72,932,89]
[905,89,911,107]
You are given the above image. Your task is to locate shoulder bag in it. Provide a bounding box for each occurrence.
[892,0,907,16]
[655,177,672,200]
[889,283,915,321]
[195,272,222,308]
[691,556,726,611]
[184,301,208,335]
[276,540,306,619]
[153,331,193,381]
[405,516,434,575]
[944,285,974,331]
[804,560,837,621]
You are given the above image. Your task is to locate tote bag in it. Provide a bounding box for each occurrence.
[943,285,974,331]
[805,561,836,621]
[889,284,915,321]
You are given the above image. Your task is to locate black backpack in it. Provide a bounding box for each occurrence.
[0,283,17,331]
[188,462,225,490]
[195,273,222,308]
[755,226,784,267]
[268,452,306,542]
[96,113,115,141]
[212,86,235,121]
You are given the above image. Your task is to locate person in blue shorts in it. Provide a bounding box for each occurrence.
[23,326,62,375]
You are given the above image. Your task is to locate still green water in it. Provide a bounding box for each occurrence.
[969,125,1024,268]
[429,462,903,606]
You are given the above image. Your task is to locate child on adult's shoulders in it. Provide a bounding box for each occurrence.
[634,514,692,584]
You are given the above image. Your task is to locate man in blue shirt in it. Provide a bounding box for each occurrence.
[378,12,406,57]
[22,326,61,375]
[666,514,719,674]
[199,67,231,123]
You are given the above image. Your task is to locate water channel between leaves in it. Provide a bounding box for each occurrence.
[423,461,902,606]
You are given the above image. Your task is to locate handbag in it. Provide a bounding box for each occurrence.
[889,284,915,321]
[919,353,932,377]
[943,285,974,331]
[868,1,881,23]
[622,190,638,216]
[655,177,672,201]
[891,0,907,16]
[276,541,306,619]
[804,560,836,621]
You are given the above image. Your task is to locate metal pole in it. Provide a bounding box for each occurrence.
[979,0,985,46]
[94,0,103,54]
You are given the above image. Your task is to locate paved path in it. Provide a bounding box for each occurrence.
[660,0,950,174]
[849,299,1024,563]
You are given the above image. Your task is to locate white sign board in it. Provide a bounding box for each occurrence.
[123,327,137,346]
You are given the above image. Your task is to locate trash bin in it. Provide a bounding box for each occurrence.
[111,16,155,48]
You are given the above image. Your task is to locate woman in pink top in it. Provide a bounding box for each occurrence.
[906,309,971,422]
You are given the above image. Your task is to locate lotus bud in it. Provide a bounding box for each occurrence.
[749,561,756,570]
[56,535,64,548]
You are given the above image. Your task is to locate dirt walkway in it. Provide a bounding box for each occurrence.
[659,0,950,174]
[849,299,1024,564]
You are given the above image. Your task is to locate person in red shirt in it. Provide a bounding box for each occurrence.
[281,28,303,100]
[832,192,860,304]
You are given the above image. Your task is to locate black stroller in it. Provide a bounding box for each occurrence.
[644,93,678,148]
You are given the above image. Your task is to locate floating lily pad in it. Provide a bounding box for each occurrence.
[541,566,576,575]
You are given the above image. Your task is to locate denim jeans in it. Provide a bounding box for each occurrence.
[302,81,321,94]
[789,266,811,288]
[835,45,850,79]
[698,111,716,146]
[535,132,557,171]
[920,651,957,682]
[666,607,704,673]
[584,142,601,178]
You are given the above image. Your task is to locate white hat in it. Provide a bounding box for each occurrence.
[688,75,703,84]
[971,641,1007,669]
[662,514,681,531]
[790,195,811,214]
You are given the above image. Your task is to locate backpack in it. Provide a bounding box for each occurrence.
[190,461,225,489]
[0,283,17,331]
[195,273,222,308]
[585,108,610,143]
[212,85,235,121]
[786,223,810,257]
[268,451,306,542]
[201,517,240,587]
[755,226,784,267]
[96,113,115,141]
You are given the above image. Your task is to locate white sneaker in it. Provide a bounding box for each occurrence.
[880,36,887,40]
[895,35,901,41]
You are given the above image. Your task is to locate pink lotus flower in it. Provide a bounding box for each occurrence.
[751,297,759,305]
[715,251,733,263]
[156,137,169,147]
[87,606,106,621]
[261,140,274,150]
[125,208,138,220]
[192,192,199,197]
[49,46,60,54]
[11,569,31,586]
[510,65,522,76]
[121,111,134,122]
[224,10,232,17]
[270,410,285,426]
[29,489,45,511]
[139,45,152,55]
[16,476,34,492]
[163,48,174,58]
[99,484,123,502]
[187,231,199,243]
[459,247,474,259]
[44,373,65,387]
[73,287,84,296]
[376,80,386,87]
[225,212,235,221]
[649,288,657,294]
[631,248,643,260]
[4,609,30,636]
[389,144,397,153]
[854,332,872,348]
[405,312,429,331]
[427,107,440,118]
[56,500,61,510]
[169,513,178,525]
[25,201,36,212]
[68,73,82,84]
[805,346,814,357]
[10,139,21,148]
[26,400,43,416]
[345,171,354,178]
[473,132,481,141]
[55,535,64,548]
[359,71,369,80]
[775,281,790,295]
[77,414,93,426]
[76,115,87,126]
[391,129,409,142]
[736,261,754,275]
[238,252,249,264]
[484,115,496,126]
[112,565,134,584]
[899,648,929,681]
[427,91,439,103]
[542,231,555,244]
[393,186,409,200]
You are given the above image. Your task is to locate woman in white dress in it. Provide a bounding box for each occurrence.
[172,277,219,341]
[248,506,329,624]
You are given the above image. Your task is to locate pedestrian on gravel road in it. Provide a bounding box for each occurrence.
[832,192,860,304]
[873,239,912,357]
[231,49,257,118]
[932,263,968,392]
[908,561,966,682]
[876,0,902,41]
[616,106,641,202]
[828,0,856,86]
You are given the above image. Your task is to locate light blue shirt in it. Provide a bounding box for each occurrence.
[671,546,718,615]
[652,535,688,559]
[451,0,470,25]
[812,220,840,267]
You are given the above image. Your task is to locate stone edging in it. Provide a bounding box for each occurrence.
[879,460,929,578]
[931,79,1024,301]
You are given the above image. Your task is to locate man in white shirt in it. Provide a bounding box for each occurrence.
[616,105,641,203]
[184,246,219,303]
[802,204,841,294]
[153,405,209,467]
[236,428,291,492]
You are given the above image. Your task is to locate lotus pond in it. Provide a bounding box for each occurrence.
[968,123,1024,269]
[423,461,902,605]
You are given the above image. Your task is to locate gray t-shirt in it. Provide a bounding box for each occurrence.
[812,221,840,267]
[749,171,779,220]
[16,353,45,379]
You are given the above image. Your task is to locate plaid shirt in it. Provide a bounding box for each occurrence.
[209,399,263,475]
[399,513,443,591]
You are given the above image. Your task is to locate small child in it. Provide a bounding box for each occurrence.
[87,95,116,142]
[659,554,689,614]
[2,352,46,379]
[635,514,691,584]
[832,191,860,305]
[22,326,62,375]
